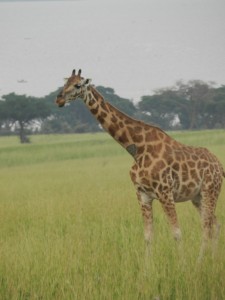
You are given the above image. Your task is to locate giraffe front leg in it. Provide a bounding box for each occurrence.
[136,190,154,254]
[159,194,181,241]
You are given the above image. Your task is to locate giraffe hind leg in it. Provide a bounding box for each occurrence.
[198,190,219,260]
[212,214,220,257]
[213,215,221,239]
[192,195,220,241]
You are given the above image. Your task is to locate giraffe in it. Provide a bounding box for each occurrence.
[56,69,225,257]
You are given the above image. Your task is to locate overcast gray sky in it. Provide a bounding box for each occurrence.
[0,0,224,102]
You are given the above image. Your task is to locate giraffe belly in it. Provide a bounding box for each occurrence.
[135,183,158,200]
[173,182,201,203]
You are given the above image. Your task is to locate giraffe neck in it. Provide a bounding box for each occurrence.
[81,85,167,159]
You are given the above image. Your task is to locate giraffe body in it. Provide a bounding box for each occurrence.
[56,69,225,256]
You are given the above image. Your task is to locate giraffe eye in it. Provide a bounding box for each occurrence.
[74,84,81,89]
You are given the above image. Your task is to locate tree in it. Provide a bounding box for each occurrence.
[0,93,51,143]
[204,85,225,128]
[137,80,219,130]
[137,90,181,130]
[174,80,215,129]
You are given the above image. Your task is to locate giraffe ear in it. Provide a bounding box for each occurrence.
[84,78,91,85]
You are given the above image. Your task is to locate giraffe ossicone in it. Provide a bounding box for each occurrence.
[56,69,225,258]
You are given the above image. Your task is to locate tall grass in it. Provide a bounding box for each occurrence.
[0,130,224,299]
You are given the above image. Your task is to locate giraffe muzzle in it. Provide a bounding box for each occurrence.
[56,93,66,107]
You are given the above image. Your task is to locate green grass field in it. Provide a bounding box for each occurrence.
[0,130,224,300]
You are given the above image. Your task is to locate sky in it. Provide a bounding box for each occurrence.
[0,0,224,102]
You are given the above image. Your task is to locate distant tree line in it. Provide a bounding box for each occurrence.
[138,80,225,131]
[0,80,224,143]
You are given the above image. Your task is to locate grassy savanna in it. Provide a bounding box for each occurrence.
[0,130,225,300]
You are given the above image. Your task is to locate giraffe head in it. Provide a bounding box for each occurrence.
[56,69,91,107]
